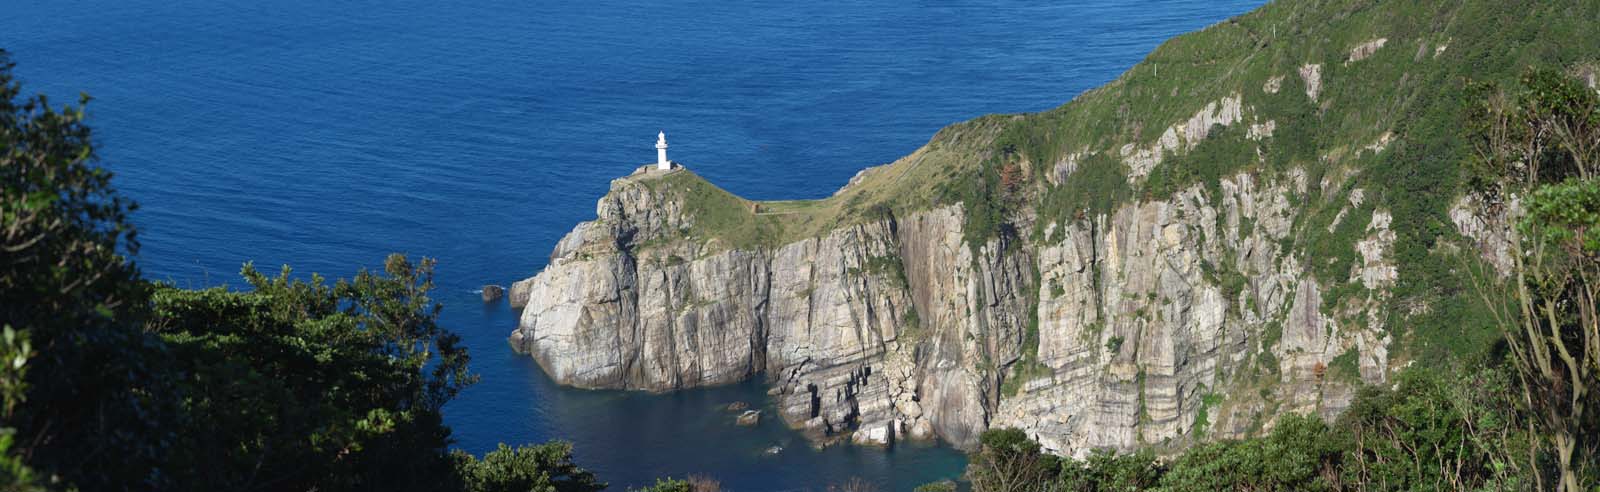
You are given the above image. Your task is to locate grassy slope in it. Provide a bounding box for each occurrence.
[636,0,1600,362]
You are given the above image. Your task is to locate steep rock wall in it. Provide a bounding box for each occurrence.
[510,169,1030,449]
[509,166,1395,454]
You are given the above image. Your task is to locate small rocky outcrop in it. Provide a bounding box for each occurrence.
[481,285,505,303]
[736,410,762,426]
[851,423,894,448]
[726,401,749,412]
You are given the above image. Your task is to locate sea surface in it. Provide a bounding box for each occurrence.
[3,1,1262,489]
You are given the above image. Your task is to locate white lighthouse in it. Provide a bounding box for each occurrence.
[655,131,671,170]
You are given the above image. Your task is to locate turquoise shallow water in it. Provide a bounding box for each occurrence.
[2,1,1261,489]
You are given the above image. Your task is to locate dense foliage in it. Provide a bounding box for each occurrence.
[1466,68,1600,492]
[961,366,1545,491]
[147,256,476,490]
[450,443,605,492]
[2,47,162,492]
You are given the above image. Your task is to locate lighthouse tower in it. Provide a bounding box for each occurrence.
[655,131,671,170]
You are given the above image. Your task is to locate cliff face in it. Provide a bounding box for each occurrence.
[509,166,1392,453]
[506,0,1598,456]
[511,168,1020,448]
[993,172,1394,455]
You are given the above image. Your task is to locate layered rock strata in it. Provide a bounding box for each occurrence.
[509,165,1396,453]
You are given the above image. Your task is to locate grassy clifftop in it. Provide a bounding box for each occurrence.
[659,0,1599,246]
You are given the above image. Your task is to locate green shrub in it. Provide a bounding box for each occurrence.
[452,442,604,492]
[1105,336,1125,354]
[631,478,692,492]
[913,480,956,492]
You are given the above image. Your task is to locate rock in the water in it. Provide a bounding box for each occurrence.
[763,445,783,455]
[481,284,505,303]
[726,401,750,412]
[735,410,761,426]
[851,423,894,448]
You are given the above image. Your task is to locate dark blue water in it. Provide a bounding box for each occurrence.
[3,1,1261,489]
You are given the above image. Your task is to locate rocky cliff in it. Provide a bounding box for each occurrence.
[510,165,1018,448]
[510,160,1392,454]
[507,0,1598,456]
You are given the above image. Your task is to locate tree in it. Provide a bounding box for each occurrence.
[0,47,177,491]
[1468,69,1600,492]
[1056,448,1161,492]
[966,428,1060,492]
[450,442,604,492]
[0,326,47,492]
[147,255,478,491]
[1333,366,1530,491]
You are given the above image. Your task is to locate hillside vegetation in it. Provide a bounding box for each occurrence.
[637,0,1599,365]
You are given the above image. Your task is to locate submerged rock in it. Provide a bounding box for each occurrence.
[726,401,749,412]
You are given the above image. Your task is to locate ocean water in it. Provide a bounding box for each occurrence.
[2,1,1262,489]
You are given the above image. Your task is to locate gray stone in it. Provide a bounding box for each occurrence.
[851,423,894,448]
[481,285,505,303]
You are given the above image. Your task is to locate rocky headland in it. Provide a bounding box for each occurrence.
[504,0,1581,457]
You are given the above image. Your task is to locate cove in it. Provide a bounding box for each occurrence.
[445,289,970,489]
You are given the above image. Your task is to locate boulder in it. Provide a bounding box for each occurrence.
[726,401,750,412]
[850,423,893,448]
[481,284,505,303]
[735,410,761,426]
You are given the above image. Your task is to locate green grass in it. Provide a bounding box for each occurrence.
[1192,392,1224,439]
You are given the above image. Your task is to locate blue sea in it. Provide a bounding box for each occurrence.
[3,1,1261,489]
